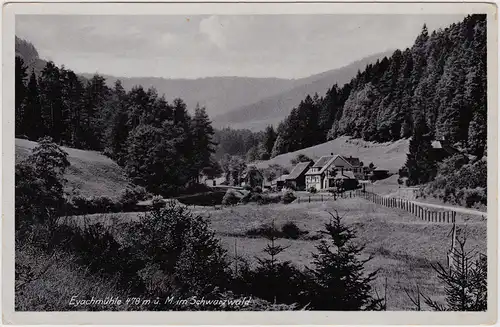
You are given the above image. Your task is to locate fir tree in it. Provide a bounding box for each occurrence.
[15,56,28,134]
[191,105,216,182]
[307,212,382,310]
[405,114,437,185]
[21,70,43,141]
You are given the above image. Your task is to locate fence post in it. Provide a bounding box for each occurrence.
[309,196,311,203]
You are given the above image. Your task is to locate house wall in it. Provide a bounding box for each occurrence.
[306,175,322,190]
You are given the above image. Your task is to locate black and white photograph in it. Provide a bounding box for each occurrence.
[3,1,497,324]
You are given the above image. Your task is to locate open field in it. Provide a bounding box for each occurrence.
[68,196,486,310]
[15,138,132,199]
[253,136,409,172]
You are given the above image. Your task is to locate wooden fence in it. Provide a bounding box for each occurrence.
[353,189,457,224]
[296,191,356,203]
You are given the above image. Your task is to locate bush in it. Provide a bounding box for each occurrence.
[461,187,487,208]
[253,186,263,193]
[246,223,281,238]
[239,191,253,204]
[151,195,166,210]
[176,191,226,206]
[68,195,120,215]
[222,190,239,206]
[308,186,317,193]
[281,190,297,204]
[281,222,308,240]
[119,186,148,210]
[15,137,70,234]
[123,201,230,299]
[424,158,487,207]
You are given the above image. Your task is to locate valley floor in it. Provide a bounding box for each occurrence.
[69,196,486,311]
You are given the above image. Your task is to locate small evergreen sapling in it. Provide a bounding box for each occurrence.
[307,211,383,310]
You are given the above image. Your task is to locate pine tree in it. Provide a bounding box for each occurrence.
[405,114,437,185]
[38,61,63,141]
[15,56,28,134]
[467,111,486,158]
[262,125,277,158]
[307,212,382,310]
[191,105,216,182]
[107,80,130,164]
[21,70,42,141]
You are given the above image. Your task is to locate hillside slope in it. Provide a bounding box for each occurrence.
[15,139,132,199]
[253,136,409,172]
[83,74,298,118]
[212,51,394,131]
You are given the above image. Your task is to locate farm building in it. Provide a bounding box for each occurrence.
[272,174,289,191]
[431,139,460,161]
[241,166,264,188]
[370,167,390,180]
[305,154,362,191]
[285,161,313,190]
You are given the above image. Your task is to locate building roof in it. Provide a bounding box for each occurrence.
[307,154,355,176]
[312,156,334,168]
[334,170,356,179]
[286,162,312,180]
[272,174,289,184]
[344,156,361,167]
[431,140,443,149]
[241,167,263,179]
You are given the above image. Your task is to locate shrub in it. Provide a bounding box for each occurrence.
[88,196,116,214]
[308,186,317,194]
[253,186,263,193]
[461,187,487,208]
[239,191,253,204]
[15,137,70,234]
[119,187,141,210]
[243,184,253,191]
[68,195,120,215]
[246,223,281,238]
[281,222,308,240]
[123,201,230,299]
[222,190,239,206]
[281,190,297,204]
[65,222,145,293]
[151,195,166,210]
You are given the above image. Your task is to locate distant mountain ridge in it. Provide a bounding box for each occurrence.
[81,73,298,117]
[16,36,392,130]
[211,51,394,131]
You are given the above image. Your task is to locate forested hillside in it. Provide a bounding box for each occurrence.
[211,51,393,131]
[15,56,219,196]
[267,15,486,159]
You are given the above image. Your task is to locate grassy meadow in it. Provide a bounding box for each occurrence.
[16,138,132,199]
[65,196,486,310]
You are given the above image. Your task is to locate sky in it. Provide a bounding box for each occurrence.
[16,14,466,79]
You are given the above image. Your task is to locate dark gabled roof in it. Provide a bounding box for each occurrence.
[286,162,312,180]
[312,156,333,168]
[344,156,361,167]
[272,174,289,184]
[335,170,356,179]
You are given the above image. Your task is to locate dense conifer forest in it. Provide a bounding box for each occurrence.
[267,15,486,159]
[15,57,218,196]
